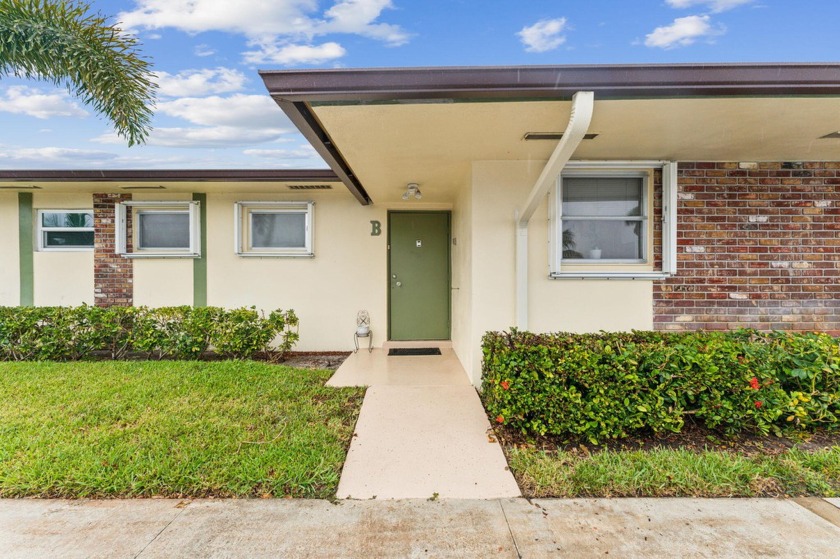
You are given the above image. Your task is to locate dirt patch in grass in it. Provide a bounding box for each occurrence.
[281,352,350,371]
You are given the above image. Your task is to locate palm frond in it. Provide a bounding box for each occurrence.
[0,0,156,146]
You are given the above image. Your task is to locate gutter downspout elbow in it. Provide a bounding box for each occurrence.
[514,91,595,330]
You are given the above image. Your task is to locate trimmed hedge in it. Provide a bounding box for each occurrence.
[0,305,298,361]
[482,330,840,442]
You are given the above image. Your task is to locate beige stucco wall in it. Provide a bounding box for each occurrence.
[131,193,194,307]
[467,161,654,384]
[206,190,388,352]
[32,193,94,306]
[0,193,20,305]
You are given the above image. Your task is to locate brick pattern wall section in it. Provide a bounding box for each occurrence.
[654,162,840,334]
[93,193,133,306]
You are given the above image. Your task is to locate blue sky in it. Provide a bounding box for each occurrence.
[1,0,837,170]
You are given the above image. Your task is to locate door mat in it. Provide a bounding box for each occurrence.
[388,348,442,356]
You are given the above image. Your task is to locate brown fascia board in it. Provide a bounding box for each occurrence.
[0,169,339,182]
[260,63,840,102]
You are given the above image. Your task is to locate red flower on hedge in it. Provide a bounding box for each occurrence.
[501,381,510,390]
[496,415,505,424]
[749,377,760,390]
[754,401,763,409]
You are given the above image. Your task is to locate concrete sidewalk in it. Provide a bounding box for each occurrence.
[3,497,840,558]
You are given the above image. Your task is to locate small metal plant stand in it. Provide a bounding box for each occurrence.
[354,310,372,353]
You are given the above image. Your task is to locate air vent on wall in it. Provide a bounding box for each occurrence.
[287,184,333,190]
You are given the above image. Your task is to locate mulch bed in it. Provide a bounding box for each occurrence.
[280,352,350,371]
[494,419,840,456]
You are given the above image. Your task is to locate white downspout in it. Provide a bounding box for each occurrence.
[515,91,595,329]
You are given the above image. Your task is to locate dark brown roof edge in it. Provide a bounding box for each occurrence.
[260,63,840,102]
[0,169,339,182]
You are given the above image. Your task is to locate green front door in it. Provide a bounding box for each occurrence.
[388,211,451,341]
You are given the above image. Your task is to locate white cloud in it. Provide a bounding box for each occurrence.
[645,15,721,48]
[0,147,228,169]
[320,0,409,45]
[665,0,753,12]
[194,44,216,57]
[154,68,247,97]
[93,126,290,148]
[155,94,291,129]
[94,93,295,148]
[118,0,408,65]
[244,146,317,159]
[0,147,118,163]
[517,18,568,53]
[148,127,290,147]
[243,42,346,65]
[0,86,88,119]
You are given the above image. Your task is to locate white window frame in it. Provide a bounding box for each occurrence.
[36,209,94,252]
[116,200,200,258]
[234,201,314,257]
[549,161,677,280]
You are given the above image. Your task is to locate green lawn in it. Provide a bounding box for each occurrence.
[0,361,364,498]
[507,446,840,498]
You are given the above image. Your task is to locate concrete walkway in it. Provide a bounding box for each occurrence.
[328,349,521,499]
[3,497,840,558]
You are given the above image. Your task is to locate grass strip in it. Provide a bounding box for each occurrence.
[0,361,363,498]
[508,446,840,498]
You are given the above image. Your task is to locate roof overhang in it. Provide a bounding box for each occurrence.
[260,63,840,205]
[0,169,342,193]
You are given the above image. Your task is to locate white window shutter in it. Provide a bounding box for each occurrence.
[548,178,561,274]
[662,162,678,275]
[233,202,243,254]
[189,201,201,257]
[115,202,127,254]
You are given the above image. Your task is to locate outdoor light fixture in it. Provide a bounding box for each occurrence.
[402,182,422,200]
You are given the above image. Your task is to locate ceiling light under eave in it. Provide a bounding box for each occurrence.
[0,185,41,190]
[120,185,166,190]
[401,182,422,200]
[523,132,599,141]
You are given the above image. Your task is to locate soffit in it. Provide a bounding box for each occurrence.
[312,97,840,204]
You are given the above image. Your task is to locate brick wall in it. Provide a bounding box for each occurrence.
[654,162,840,334]
[93,193,132,306]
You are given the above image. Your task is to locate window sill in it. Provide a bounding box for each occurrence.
[38,248,95,252]
[120,253,201,259]
[235,252,314,258]
[550,272,672,280]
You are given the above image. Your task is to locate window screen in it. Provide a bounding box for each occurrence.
[250,212,307,249]
[137,211,190,249]
[561,177,646,261]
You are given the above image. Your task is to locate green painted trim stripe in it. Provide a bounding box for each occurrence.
[17,193,34,306]
[193,193,207,307]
